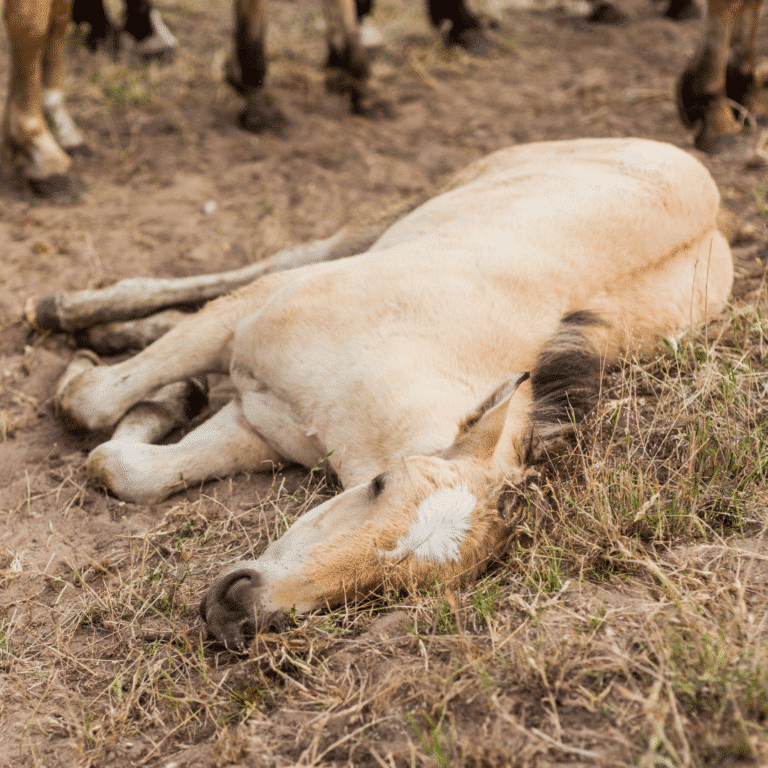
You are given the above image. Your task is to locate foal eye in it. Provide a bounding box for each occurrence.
[370,473,387,498]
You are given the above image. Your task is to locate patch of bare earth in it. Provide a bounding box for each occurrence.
[2,0,768,765]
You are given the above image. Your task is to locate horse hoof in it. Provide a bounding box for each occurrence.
[695,131,753,159]
[586,2,629,26]
[665,0,701,21]
[28,173,76,198]
[350,91,394,120]
[238,91,288,134]
[449,27,492,56]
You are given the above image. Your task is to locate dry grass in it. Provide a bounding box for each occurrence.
[1,282,766,767]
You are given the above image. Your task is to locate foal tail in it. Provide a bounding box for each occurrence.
[530,310,605,439]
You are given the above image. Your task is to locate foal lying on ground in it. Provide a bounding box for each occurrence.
[53,138,733,648]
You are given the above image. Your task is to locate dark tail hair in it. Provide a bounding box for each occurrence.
[531,310,606,436]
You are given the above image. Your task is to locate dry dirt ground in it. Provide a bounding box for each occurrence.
[2,1,768,766]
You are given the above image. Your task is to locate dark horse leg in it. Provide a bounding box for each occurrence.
[427,0,490,53]
[71,0,177,59]
[71,0,119,52]
[677,0,765,155]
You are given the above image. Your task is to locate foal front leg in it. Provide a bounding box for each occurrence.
[54,281,275,434]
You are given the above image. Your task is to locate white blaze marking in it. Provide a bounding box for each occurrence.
[378,485,476,564]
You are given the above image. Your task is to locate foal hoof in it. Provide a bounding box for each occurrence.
[86,441,173,505]
[56,350,100,393]
[110,378,209,444]
[26,294,62,333]
[54,350,101,433]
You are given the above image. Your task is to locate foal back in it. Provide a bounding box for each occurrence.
[230,138,733,486]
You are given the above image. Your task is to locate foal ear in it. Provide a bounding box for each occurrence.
[445,374,534,471]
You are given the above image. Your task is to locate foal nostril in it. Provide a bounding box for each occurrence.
[239,617,257,645]
[221,618,257,653]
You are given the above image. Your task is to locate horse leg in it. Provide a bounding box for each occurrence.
[322,0,389,115]
[427,0,490,55]
[53,273,297,433]
[3,0,74,195]
[725,0,766,122]
[71,0,120,52]
[42,0,88,155]
[665,0,702,20]
[87,399,285,504]
[677,0,752,155]
[123,0,178,60]
[225,0,286,132]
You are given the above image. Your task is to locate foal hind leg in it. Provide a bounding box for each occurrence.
[588,228,734,362]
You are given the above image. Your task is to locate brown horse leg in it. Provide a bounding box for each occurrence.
[2,0,75,194]
[677,0,751,155]
[726,0,767,123]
